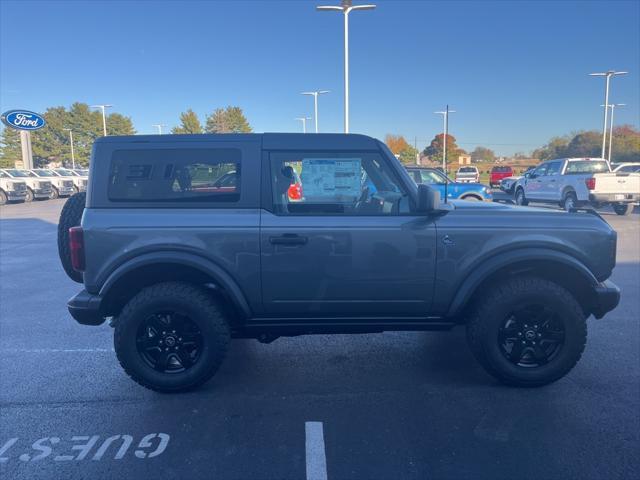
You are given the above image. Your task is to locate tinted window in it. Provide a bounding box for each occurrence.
[492,166,512,172]
[270,152,410,216]
[564,161,610,174]
[108,148,240,202]
[545,161,562,175]
[617,165,640,173]
[459,167,477,173]
[533,164,548,176]
[419,169,446,184]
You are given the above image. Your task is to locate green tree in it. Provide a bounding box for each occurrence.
[398,145,419,165]
[565,131,601,158]
[106,112,135,136]
[471,146,496,162]
[172,109,203,134]
[205,106,252,133]
[423,133,463,164]
[610,125,640,163]
[531,134,572,160]
[0,127,21,168]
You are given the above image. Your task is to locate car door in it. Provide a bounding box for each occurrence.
[260,149,438,318]
[542,160,562,201]
[524,163,548,201]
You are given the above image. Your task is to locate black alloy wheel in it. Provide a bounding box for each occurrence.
[498,305,565,367]
[136,311,204,374]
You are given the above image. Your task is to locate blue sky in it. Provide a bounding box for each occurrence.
[1,0,638,155]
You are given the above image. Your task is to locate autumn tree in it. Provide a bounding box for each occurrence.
[205,106,252,133]
[385,134,410,155]
[172,109,203,134]
[471,146,496,162]
[423,133,464,164]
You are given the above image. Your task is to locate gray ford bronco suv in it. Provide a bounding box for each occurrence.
[61,133,620,392]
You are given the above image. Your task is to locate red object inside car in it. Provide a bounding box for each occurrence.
[288,182,302,200]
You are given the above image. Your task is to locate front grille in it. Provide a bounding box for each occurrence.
[63,180,73,187]
[39,181,51,188]
[12,183,26,192]
[81,179,88,186]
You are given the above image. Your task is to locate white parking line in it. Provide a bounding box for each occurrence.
[0,348,114,353]
[305,421,328,480]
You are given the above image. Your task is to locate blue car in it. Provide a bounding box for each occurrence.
[406,167,492,201]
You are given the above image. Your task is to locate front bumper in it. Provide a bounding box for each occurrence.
[58,187,75,196]
[589,193,640,204]
[34,189,52,199]
[6,191,27,201]
[592,280,621,319]
[68,289,106,326]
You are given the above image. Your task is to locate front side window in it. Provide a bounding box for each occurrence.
[108,148,240,202]
[420,169,446,184]
[532,164,548,177]
[270,152,410,215]
[545,161,562,175]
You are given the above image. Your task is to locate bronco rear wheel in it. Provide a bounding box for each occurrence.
[57,192,86,283]
[114,282,230,393]
[466,277,587,387]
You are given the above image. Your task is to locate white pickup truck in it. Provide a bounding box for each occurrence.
[515,157,639,215]
[587,168,640,216]
[455,166,480,183]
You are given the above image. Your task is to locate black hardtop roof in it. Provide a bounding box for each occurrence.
[94,132,381,150]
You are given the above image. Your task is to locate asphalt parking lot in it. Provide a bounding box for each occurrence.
[1,199,638,480]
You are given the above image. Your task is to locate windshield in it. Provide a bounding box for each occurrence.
[4,169,30,177]
[55,168,77,176]
[32,169,57,177]
[565,161,610,174]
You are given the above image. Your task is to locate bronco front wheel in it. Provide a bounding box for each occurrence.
[114,282,230,393]
[466,277,587,387]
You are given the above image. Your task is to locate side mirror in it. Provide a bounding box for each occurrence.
[417,184,440,212]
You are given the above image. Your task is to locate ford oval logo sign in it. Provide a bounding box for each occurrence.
[1,110,47,131]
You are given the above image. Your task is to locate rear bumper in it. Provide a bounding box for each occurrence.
[589,193,640,203]
[68,289,106,326]
[592,280,620,319]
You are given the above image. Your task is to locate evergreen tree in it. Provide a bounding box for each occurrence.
[0,127,21,168]
[172,109,203,134]
[205,106,252,133]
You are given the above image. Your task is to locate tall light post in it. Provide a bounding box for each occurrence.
[434,106,456,173]
[589,71,628,158]
[63,128,75,169]
[295,117,312,133]
[602,103,626,162]
[301,90,330,133]
[317,0,376,134]
[152,124,167,134]
[90,104,112,136]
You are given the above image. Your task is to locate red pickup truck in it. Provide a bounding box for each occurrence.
[489,165,514,187]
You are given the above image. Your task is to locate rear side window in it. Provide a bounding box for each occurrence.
[108,148,240,202]
[564,161,610,174]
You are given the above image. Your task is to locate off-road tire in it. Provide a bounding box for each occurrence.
[49,186,59,199]
[114,282,230,393]
[466,277,587,387]
[515,188,528,206]
[562,191,577,211]
[0,190,7,205]
[613,203,633,216]
[25,188,34,202]
[57,192,86,283]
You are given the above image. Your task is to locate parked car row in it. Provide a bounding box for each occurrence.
[500,159,639,215]
[406,166,493,201]
[0,168,88,205]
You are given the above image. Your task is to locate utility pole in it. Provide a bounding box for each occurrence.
[434,106,456,173]
[64,128,75,169]
[152,124,167,134]
[90,104,112,136]
[301,91,330,133]
[589,71,628,158]
[316,0,376,133]
[295,117,312,133]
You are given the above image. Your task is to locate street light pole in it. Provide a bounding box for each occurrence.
[602,103,626,162]
[434,106,456,173]
[64,128,75,169]
[295,117,312,133]
[317,1,376,134]
[301,91,330,133]
[152,124,167,134]
[90,104,112,136]
[589,71,628,158]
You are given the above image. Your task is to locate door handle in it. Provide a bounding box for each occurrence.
[269,234,308,246]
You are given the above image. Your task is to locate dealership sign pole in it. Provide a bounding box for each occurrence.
[1,110,47,170]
